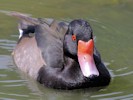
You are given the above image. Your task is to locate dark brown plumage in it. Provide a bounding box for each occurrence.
[2,11,111,89]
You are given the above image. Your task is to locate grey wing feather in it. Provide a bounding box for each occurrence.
[0,10,55,26]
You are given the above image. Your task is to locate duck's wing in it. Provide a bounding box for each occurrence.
[0,10,40,25]
[0,10,68,38]
[0,11,68,79]
[37,18,68,36]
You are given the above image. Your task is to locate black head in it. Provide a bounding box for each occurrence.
[64,19,93,57]
[64,19,99,78]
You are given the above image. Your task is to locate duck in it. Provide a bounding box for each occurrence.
[3,11,111,89]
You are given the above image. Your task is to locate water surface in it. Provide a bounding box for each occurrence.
[0,0,133,100]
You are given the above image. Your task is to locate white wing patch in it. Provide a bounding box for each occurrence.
[18,29,23,39]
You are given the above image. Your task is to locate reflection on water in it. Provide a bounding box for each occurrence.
[0,0,133,100]
[0,39,16,50]
[0,55,12,69]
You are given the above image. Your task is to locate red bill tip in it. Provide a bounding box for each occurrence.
[78,39,94,55]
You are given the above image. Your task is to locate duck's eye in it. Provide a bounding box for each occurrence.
[72,35,76,41]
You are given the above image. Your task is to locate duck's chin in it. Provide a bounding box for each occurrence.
[78,39,99,78]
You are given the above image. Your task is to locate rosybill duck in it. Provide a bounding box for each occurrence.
[2,11,111,89]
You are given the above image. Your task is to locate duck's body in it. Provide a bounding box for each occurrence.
[13,16,68,80]
[6,11,110,89]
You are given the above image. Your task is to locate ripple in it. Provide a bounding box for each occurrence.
[91,92,123,98]
[0,74,7,77]
[91,91,133,100]
[0,55,12,69]
[114,71,133,77]
[3,84,25,87]
[0,92,29,98]
[0,39,16,51]
[104,62,111,66]
[116,67,128,72]
[99,94,133,100]
[111,66,133,77]
[0,79,26,83]
[0,98,15,100]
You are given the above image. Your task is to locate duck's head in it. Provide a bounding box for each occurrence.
[64,19,99,78]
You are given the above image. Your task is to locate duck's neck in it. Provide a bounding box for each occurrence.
[63,38,78,61]
[63,46,78,63]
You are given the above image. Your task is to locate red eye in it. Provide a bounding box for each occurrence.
[72,35,76,41]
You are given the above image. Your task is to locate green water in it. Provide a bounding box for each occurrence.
[0,0,133,100]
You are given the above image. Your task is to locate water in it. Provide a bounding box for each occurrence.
[0,0,133,100]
